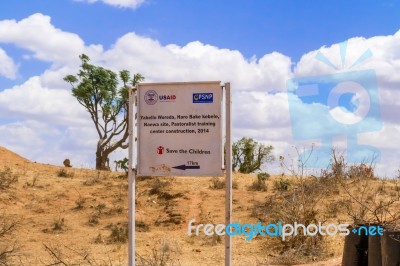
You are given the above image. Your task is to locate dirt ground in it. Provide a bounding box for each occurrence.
[1,146,398,265]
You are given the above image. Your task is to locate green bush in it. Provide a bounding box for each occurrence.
[274,178,292,191]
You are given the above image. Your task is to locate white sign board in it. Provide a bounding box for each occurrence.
[137,81,223,177]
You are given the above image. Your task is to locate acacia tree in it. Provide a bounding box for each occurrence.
[232,137,275,173]
[64,54,144,170]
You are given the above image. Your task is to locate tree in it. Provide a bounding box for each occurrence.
[64,54,144,170]
[232,137,275,173]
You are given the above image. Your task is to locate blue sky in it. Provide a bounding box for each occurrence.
[0,0,400,176]
[2,0,400,80]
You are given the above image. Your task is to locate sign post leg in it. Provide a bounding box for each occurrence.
[128,88,136,266]
[224,83,232,266]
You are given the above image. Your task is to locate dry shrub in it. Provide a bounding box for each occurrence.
[258,149,346,262]
[57,168,74,178]
[137,239,181,266]
[262,148,400,263]
[43,243,111,266]
[324,150,400,225]
[107,222,128,243]
[248,174,268,192]
[263,177,330,260]
[209,177,225,189]
[82,171,102,186]
[273,178,292,191]
[136,220,150,232]
[209,177,238,190]
[149,177,171,196]
[0,215,19,265]
[0,167,18,190]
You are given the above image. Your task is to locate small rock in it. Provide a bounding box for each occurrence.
[63,159,72,167]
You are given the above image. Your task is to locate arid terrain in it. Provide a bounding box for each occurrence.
[0,146,399,265]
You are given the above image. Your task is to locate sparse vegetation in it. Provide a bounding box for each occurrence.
[0,215,19,265]
[137,239,181,266]
[52,217,65,231]
[1,145,399,265]
[136,220,150,232]
[108,223,128,243]
[209,177,225,189]
[0,166,18,189]
[74,196,86,210]
[88,213,100,226]
[149,177,171,196]
[57,168,74,178]
[232,137,275,173]
[43,243,112,266]
[82,171,102,186]
[273,177,292,191]
[209,177,238,190]
[115,157,129,174]
[24,175,38,188]
[248,172,269,191]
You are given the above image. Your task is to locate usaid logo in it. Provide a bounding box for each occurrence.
[159,95,176,102]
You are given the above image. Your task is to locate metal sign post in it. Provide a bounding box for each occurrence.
[224,83,232,266]
[128,88,136,266]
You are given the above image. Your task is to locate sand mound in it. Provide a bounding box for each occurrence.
[0,146,30,168]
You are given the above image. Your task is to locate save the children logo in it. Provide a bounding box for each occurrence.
[156,146,164,155]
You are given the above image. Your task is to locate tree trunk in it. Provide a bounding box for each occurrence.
[95,145,110,170]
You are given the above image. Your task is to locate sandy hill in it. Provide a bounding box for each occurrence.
[0,146,398,265]
[0,146,30,167]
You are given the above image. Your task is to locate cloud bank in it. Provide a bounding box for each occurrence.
[0,13,399,176]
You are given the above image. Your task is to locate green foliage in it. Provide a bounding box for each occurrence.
[232,137,274,173]
[115,157,129,173]
[274,177,292,191]
[257,172,270,181]
[64,54,144,170]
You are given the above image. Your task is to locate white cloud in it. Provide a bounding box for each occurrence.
[233,91,291,130]
[0,48,18,79]
[0,13,102,64]
[74,0,145,9]
[0,120,96,167]
[0,76,88,125]
[103,33,293,91]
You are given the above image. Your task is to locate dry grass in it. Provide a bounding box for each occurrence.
[0,146,398,265]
